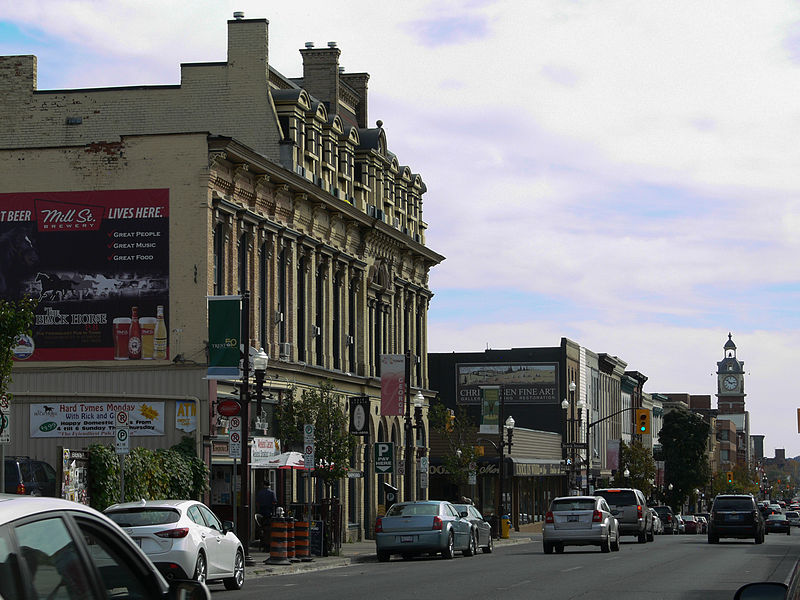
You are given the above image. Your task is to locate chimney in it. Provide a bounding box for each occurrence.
[300,42,341,115]
[227,16,269,77]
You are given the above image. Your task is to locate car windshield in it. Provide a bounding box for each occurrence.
[786,512,799,518]
[767,514,786,521]
[714,498,755,511]
[105,508,181,527]
[551,499,596,511]
[594,491,636,506]
[386,503,439,517]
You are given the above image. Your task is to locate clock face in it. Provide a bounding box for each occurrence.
[723,375,738,391]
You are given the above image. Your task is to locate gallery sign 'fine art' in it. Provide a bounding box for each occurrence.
[0,189,170,362]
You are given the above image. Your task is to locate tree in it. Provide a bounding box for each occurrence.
[428,402,478,490]
[275,380,356,494]
[658,409,710,510]
[0,298,37,397]
[612,439,656,497]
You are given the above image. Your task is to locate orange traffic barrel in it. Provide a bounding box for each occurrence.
[266,518,291,565]
[295,520,312,562]
[287,517,300,562]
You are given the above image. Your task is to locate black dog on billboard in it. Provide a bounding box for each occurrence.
[0,224,40,300]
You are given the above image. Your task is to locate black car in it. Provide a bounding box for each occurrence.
[708,494,764,544]
[653,505,679,534]
[3,456,58,496]
[765,514,791,535]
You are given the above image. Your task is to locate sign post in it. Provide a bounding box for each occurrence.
[115,410,129,502]
[0,394,8,493]
[304,424,315,521]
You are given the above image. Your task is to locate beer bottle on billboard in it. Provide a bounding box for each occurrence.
[154,305,167,359]
[128,306,142,359]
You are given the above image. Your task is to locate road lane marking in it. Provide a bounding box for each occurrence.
[561,566,583,572]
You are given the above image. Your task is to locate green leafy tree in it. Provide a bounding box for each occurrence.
[612,439,656,497]
[429,402,478,488]
[275,380,356,494]
[0,298,37,397]
[658,409,710,510]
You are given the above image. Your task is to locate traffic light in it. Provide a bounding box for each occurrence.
[635,409,651,435]
[726,471,734,484]
[445,409,455,432]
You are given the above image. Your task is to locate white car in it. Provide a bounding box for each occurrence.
[0,494,209,599]
[105,499,244,590]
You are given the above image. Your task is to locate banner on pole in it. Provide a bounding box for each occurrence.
[207,296,241,379]
[380,354,405,416]
[479,387,500,434]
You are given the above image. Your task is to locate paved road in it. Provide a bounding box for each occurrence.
[211,533,800,599]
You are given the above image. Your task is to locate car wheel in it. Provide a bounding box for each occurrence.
[224,549,245,590]
[442,532,455,559]
[378,551,390,562]
[555,544,565,554]
[601,537,611,553]
[611,531,620,552]
[482,534,494,554]
[543,542,553,554]
[647,526,654,542]
[464,531,477,557]
[192,552,207,584]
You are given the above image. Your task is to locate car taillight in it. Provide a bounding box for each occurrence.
[545,511,554,524]
[16,483,25,495]
[592,510,603,523]
[637,505,643,518]
[375,518,383,533]
[667,515,672,522]
[432,516,443,530]
[155,528,189,539]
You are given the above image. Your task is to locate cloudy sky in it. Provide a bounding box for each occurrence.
[3,1,800,455]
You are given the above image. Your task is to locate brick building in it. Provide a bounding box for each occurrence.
[0,14,443,542]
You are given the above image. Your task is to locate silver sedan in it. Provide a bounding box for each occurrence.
[543,496,621,554]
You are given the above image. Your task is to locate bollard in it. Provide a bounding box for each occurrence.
[266,517,291,565]
[287,517,299,562]
[294,520,313,562]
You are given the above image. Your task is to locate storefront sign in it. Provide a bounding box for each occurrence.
[428,463,499,476]
[457,362,559,405]
[175,400,197,432]
[512,461,563,477]
[30,401,165,437]
[1,190,170,361]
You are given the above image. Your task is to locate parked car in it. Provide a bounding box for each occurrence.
[785,510,800,527]
[708,494,765,544]
[3,456,58,496]
[594,488,654,543]
[374,500,475,561]
[675,513,686,533]
[542,495,620,554]
[0,494,209,600]
[653,505,679,534]
[765,513,791,535]
[683,514,701,534]
[650,508,663,534]
[105,499,244,590]
[453,503,493,553]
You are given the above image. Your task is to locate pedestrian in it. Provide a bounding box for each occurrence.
[256,481,278,551]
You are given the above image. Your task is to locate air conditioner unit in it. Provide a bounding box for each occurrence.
[311,325,321,337]
[346,335,354,346]
[393,217,400,228]
[366,205,376,217]
[295,165,306,177]
[279,342,292,359]
[275,311,284,323]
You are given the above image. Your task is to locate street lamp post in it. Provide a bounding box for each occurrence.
[239,291,255,567]
[404,350,413,501]
[253,348,269,422]
[499,415,515,522]
[561,381,586,495]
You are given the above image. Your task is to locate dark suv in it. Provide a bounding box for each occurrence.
[594,487,654,543]
[708,494,764,544]
[3,456,58,496]
[653,505,679,534]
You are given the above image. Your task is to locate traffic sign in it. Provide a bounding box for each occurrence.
[0,395,10,445]
[115,427,129,454]
[229,431,241,457]
[116,410,129,426]
[304,424,315,443]
[304,442,315,471]
[229,416,242,432]
[374,442,394,474]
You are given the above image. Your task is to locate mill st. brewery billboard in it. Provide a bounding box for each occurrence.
[0,190,169,361]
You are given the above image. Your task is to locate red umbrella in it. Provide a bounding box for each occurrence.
[264,451,305,469]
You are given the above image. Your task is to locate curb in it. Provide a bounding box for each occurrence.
[244,536,534,579]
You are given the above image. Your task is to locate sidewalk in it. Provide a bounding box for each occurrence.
[244,522,542,578]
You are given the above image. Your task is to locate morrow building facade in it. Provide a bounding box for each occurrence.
[0,14,442,541]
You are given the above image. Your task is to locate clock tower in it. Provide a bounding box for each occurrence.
[716,332,746,414]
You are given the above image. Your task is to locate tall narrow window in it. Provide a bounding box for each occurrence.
[315,266,324,367]
[238,232,248,294]
[348,281,356,374]
[259,241,268,349]
[297,256,306,361]
[278,248,287,344]
[332,270,341,371]
[213,223,224,295]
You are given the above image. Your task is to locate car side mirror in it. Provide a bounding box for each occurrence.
[168,579,211,600]
[222,520,235,534]
[733,582,787,600]
[460,511,468,518]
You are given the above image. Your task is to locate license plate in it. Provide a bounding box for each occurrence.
[568,515,579,522]
[400,536,413,543]
[728,514,742,521]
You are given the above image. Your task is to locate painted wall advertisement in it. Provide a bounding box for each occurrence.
[457,362,559,404]
[0,189,169,361]
[30,401,165,437]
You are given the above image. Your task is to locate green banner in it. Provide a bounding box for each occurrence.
[207,296,241,379]
[480,387,500,434]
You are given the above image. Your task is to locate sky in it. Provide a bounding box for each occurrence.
[2,0,800,455]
